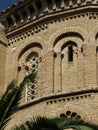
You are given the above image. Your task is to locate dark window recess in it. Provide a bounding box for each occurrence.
[36,2,42,12]
[28,5,35,14]
[71,112,77,118]
[81,47,83,53]
[47,0,52,5]
[66,111,71,116]
[68,46,73,62]
[47,0,52,8]
[81,0,85,3]
[96,46,98,56]
[76,115,81,119]
[22,10,27,20]
[64,0,69,6]
[32,64,35,68]
[56,0,61,8]
[31,95,35,99]
[73,0,77,5]
[7,16,13,27]
[60,113,66,118]
[14,13,20,23]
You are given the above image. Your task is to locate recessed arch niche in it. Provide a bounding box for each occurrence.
[17,42,43,103]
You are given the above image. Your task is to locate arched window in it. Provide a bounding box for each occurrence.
[61,41,77,63]
[25,52,39,102]
[18,43,42,103]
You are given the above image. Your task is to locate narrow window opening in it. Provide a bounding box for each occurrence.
[64,0,69,6]
[47,0,52,9]
[14,13,20,23]
[36,1,42,13]
[28,5,35,14]
[56,0,61,8]
[7,16,13,27]
[22,10,27,20]
[68,45,73,62]
[47,0,52,5]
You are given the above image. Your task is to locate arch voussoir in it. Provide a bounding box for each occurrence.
[48,27,88,51]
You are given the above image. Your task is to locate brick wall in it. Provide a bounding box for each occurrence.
[1,8,98,129]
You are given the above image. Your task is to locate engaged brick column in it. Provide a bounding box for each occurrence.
[96,50,98,86]
[0,43,7,95]
[37,58,42,98]
[78,48,84,89]
[41,51,54,96]
[54,52,62,93]
[0,27,8,95]
[83,44,97,88]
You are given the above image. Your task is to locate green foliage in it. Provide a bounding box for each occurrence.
[56,117,98,130]
[12,117,98,130]
[21,71,37,86]
[13,117,61,130]
[0,71,37,130]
